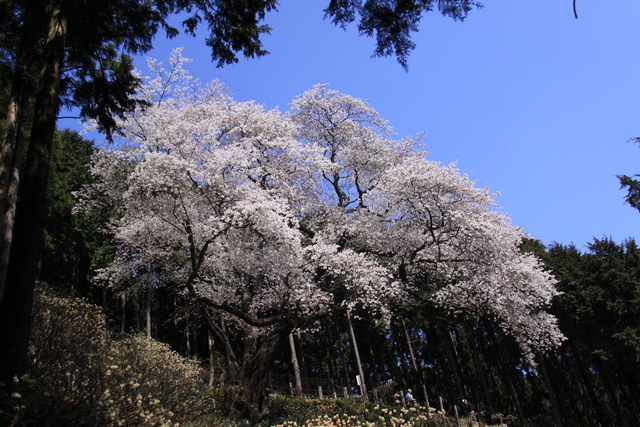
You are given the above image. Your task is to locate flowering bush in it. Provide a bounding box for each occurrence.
[0,287,208,426]
[269,395,369,424]
[267,397,476,427]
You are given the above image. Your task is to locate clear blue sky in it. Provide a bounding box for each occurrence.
[60,0,640,248]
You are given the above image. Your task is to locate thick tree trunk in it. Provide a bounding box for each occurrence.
[232,326,291,420]
[0,0,46,305]
[0,94,19,177]
[0,30,36,239]
[0,100,28,302]
[194,296,294,419]
[0,3,66,390]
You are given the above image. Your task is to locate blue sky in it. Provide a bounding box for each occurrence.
[60,0,640,248]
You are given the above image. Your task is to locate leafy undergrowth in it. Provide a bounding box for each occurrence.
[263,396,485,427]
[0,287,497,427]
[0,287,212,426]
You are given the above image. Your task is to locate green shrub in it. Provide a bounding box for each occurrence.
[267,395,367,424]
[0,287,210,426]
[265,396,461,427]
[255,393,490,427]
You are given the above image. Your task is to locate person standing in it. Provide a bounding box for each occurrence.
[405,389,414,406]
[462,399,474,414]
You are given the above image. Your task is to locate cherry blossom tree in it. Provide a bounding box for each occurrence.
[287,84,564,361]
[78,50,564,415]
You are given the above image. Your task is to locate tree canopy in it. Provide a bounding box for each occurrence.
[324,0,482,68]
[77,52,564,414]
[0,0,489,394]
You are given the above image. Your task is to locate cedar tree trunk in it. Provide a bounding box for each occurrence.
[0,3,65,390]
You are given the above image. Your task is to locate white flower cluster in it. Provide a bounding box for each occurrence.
[79,50,564,356]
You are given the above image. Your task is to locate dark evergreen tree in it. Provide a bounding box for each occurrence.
[40,129,95,295]
[524,237,640,426]
[618,138,640,213]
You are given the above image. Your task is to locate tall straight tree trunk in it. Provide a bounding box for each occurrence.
[494,344,525,426]
[0,100,28,302]
[444,330,467,401]
[146,281,152,340]
[321,319,338,395]
[0,21,37,248]
[296,330,307,378]
[391,325,412,387]
[185,317,192,359]
[208,330,215,387]
[600,361,631,427]
[0,2,66,390]
[334,318,352,391]
[0,94,20,179]
[289,332,303,397]
[468,325,495,422]
[536,352,563,427]
[383,328,401,392]
[402,318,423,392]
[120,292,126,334]
[573,349,608,426]
[346,309,369,403]
[402,319,419,373]
[0,0,46,306]
[367,340,382,388]
[192,327,198,360]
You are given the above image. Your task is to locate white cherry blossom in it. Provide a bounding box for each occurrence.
[79,51,564,372]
